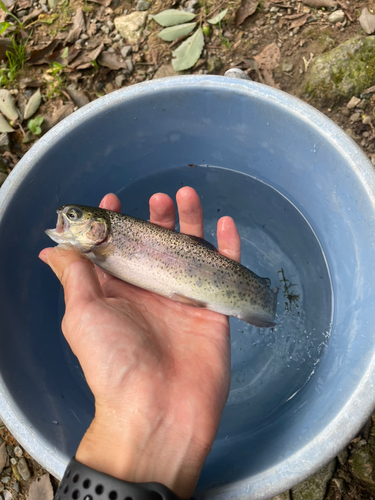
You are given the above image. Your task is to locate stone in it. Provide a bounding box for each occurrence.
[17,457,31,481]
[0,478,9,485]
[291,459,336,500]
[47,0,58,9]
[337,447,349,465]
[331,477,348,493]
[0,134,9,153]
[115,74,126,87]
[9,459,17,466]
[305,37,375,105]
[270,491,290,500]
[2,491,11,500]
[207,57,222,74]
[350,112,360,122]
[136,0,149,11]
[347,96,361,108]
[359,8,375,35]
[282,62,293,72]
[121,45,132,58]
[125,57,133,72]
[348,444,375,486]
[13,447,22,458]
[153,64,179,79]
[328,10,345,23]
[5,446,13,458]
[114,11,147,44]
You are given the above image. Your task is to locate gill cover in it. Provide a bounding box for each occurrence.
[45,205,109,253]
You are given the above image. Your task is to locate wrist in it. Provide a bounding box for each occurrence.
[76,408,211,499]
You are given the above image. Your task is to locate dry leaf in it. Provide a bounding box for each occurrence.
[0,38,13,61]
[65,27,81,43]
[302,0,336,8]
[0,114,14,132]
[27,39,62,65]
[0,90,18,121]
[65,7,86,42]
[359,7,375,34]
[262,68,280,88]
[66,87,89,107]
[98,51,127,70]
[253,43,281,70]
[24,89,41,120]
[0,443,6,474]
[235,0,259,26]
[69,42,104,70]
[289,13,309,29]
[27,473,54,500]
[43,103,74,132]
[23,7,43,24]
[364,85,375,94]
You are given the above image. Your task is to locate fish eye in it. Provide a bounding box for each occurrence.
[66,208,82,220]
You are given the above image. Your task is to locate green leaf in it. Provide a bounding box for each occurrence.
[61,46,69,59]
[0,0,9,14]
[0,22,11,35]
[172,26,204,71]
[152,9,195,27]
[207,8,228,24]
[34,115,44,126]
[158,22,196,41]
[0,113,14,132]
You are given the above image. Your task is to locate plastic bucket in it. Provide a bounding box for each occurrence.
[1,75,375,500]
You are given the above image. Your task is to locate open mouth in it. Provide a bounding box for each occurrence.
[55,210,70,234]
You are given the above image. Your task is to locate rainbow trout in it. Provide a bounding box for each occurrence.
[46,205,278,327]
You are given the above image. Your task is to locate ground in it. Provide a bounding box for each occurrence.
[0,0,375,498]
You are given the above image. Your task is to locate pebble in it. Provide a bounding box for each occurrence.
[270,6,279,12]
[0,478,9,485]
[106,20,114,29]
[40,4,48,12]
[3,491,12,500]
[112,34,122,41]
[121,45,132,58]
[347,96,361,108]
[17,9,28,16]
[17,458,31,481]
[136,0,149,11]
[5,447,13,459]
[13,447,22,458]
[101,25,110,34]
[125,57,133,72]
[115,74,125,87]
[350,112,360,122]
[328,9,345,23]
[9,459,17,466]
[282,62,293,72]
[80,33,89,40]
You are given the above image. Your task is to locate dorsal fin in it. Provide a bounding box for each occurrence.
[182,234,218,252]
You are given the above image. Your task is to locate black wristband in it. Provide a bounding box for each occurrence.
[54,457,183,500]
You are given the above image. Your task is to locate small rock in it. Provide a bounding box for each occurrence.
[206,56,222,74]
[0,134,9,153]
[17,9,28,16]
[13,447,22,459]
[3,491,11,500]
[104,82,114,93]
[362,114,372,125]
[40,3,48,12]
[0,478,9,485]
[17,457,31,481]
[9,459,17,466]
[136,0,149,11]
[101,25,110,34]
[112,34,122,41]
[359,7,375,35]
[153,64,179,79]
[80,33,89,40]
[114,11,147,44]
[13,482,19,493]
[292,459,336,500]
[47,0,58,9]
[115,74,126,87]
[269,491,290,500]
[125,57,133,72]
[328,9,345,23]
[350,112,360,122]
[347,96,361,108]
[337,447,349,465]
[106,20,114,30]
[121,45,132,58]
[282,62,294,72]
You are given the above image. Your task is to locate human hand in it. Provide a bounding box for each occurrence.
[39,187,241,498]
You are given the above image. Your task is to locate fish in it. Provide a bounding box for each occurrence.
[45,205,278,328]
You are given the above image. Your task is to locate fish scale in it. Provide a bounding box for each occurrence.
[46,205,278,328]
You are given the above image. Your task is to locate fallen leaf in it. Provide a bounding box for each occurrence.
[289,13,309,29]
[235,0,259,26]
[0,37,13,61]
[24,89,41,119]
[19,78,44,88]
[158,22,196,41]
[43,103,74,132]
[253,42,281,70]
[38,12,58,24]
[363,85,375,94]
[207,8,228,24]
[284,12,308,19]
[69,42,104,70]
[0,89,18,121]
[17,0,32,8]
[152,9,195,27]
[262,68,280,88]
[27,473,54,500]
[2,0,16,7]
[23,7,43,25]
[172,26,203,71]
[359,7,375,34]
[66,87,89,107]
[98,51,127,69]
[65,7,85,42]
[0,442,6,473]
[302,0,336,8]
[0,114,14,132]
[27,39,62,65]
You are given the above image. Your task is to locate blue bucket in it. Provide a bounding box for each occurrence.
[1,75,375,499]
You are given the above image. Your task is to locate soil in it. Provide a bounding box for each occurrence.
[0,0,375,498]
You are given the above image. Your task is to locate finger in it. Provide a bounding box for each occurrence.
[176,186,204,238]
[99,193,121,212]
[217,216,241,263]
[39,244,103,307]
[149,193,176,230]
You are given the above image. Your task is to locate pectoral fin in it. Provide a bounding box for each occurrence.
[171,293,208,308]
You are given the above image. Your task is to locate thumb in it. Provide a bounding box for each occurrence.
[39,244,103,307]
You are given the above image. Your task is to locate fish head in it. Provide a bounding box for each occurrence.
[45,205,109,253]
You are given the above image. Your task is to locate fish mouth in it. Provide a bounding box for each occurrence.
[45,209,71,243]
